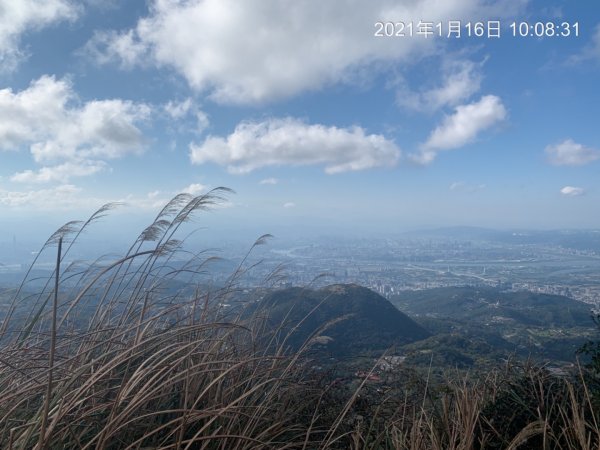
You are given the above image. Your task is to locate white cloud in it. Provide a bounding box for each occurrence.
[0,0,78,70]
[0,184,82,208]
[283,202,295,208]
[87,0,525,104]
[415,95,506,163]
[259,178,278,185]
[10,160,106,183]
[114,191,169,210]
[545,139,600,166]
[569,24,600,64]
[190,118,400,174]
[84,30,148,68]
[181,183,207,195]
[560,186,585,197]
[0,183,153,212]
[147,190,161,199]
[116,185,212,212]
[0,184,213,212]
[120,189,234,211]
[397,59,483,112]
[164,98,209,134]
[0,75,150,181]
[165,98,193,119]
[0,76,150,160]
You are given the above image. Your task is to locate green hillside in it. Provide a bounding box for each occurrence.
[391,286,595,365]
[392,286,592,327]
[248,284,430,355]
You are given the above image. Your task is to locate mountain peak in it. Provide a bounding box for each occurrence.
[249,284,430,356]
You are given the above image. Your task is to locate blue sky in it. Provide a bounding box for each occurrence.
[0,0,599,244]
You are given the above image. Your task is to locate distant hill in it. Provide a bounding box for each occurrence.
[403,227,600,253]
[247,284,430,356]
[392,286,592,328]
[391,286,595,364]
[402,226,502,241]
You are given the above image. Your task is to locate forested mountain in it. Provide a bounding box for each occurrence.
[248,284,430,355]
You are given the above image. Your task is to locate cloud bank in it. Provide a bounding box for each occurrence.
[0,76,150,183]
[0,0,78,70]
[560,186,585,197]
[86,0,525,104]
[190,118,400,174]
[397,59,484,112]
[414,95,506,164]
[545,139,600,166]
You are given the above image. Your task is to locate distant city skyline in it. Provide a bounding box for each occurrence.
[1,0,599,243]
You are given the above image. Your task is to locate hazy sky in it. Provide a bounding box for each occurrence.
[0,0,599,243]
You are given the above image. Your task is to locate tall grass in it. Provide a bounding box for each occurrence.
[0,190,599,449]
[0,189,323,449]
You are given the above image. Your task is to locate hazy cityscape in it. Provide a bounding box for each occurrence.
[3,228,600,306]
[252,230,600,305]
